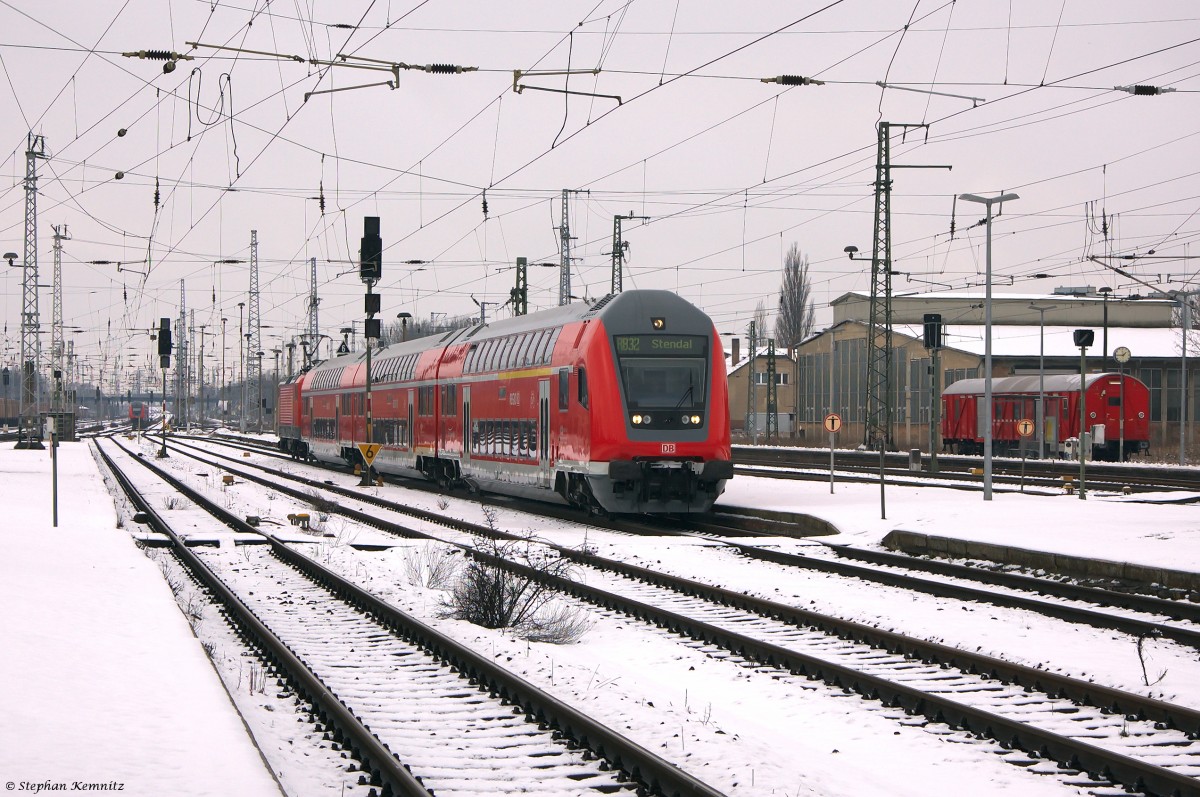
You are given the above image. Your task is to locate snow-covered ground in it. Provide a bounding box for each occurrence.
[0,439,282,797]
[3,436,1198,797]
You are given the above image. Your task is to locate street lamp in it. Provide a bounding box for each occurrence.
[1074,329,1094,499]
[1098,286,1112,371]
[958,191,1020,501]
[1030,303,1056,458]
[397,312,412,342]
[256,350,265,433]
[237,302,246,433]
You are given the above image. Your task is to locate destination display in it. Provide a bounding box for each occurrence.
[613,334,707,355]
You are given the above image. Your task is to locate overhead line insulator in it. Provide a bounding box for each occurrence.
[761,75,825,86]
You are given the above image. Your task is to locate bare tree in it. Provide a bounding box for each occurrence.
[752,299,769,342]
[774,242,815,349]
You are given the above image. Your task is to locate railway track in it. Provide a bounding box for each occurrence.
[96,436,726,797]
[734,445,1200,495]
[147,433,1200,796]
[178,432,1200,641]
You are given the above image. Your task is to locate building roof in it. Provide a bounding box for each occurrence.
[726,346,795,377]
[894,323,1186,360]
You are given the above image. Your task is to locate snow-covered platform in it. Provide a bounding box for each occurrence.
[0,441,282,797]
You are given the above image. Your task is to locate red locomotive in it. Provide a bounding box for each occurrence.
[941,373,1150,460]
[278,290,733,513]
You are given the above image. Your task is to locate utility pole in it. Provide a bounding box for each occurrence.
[864,122,951,453]
[511,257,528,316]
[247,230,262,431]
[198,325,206,428]
[558,189,588,305]
[611,212,649,295]
[51,224,69,414]
[304,256,320,371]
[177,281,188,428]
[746,319,758,444]
[16,133,46,449]
[765,339,778,441]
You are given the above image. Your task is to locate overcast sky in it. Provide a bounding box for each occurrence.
[1,1,1198,387]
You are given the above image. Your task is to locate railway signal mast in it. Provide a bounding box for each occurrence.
[360,217,383,486]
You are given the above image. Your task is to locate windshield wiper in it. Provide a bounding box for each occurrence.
[674,382,694,409]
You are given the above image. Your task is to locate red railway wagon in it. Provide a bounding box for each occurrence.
[277,290,733,513]
[941,373,1150,461]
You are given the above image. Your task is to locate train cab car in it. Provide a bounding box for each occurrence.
[281,290,733,514]
[942,373,1150,461]
[128,401,149,430]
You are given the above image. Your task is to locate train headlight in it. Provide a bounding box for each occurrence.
[680,414,690,425]
[642,414,652,424]
[632,414,642,425]
[690,415,701,425]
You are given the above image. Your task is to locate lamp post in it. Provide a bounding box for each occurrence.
[397,312,412,342]
[1098,286,1112,372]
[237,302,245,433]
[255,350,265,432]
[1030,303,1056,458]
[958,191,1020,501]
[220,317,227,424]
[1074,329,1094,499]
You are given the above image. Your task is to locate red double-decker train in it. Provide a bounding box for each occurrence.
[941,373,1151,460]
[277,290,733,513]
[128,400,149,431]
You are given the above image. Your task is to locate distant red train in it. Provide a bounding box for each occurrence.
[941,373,1150,460]
[128,400,149,431]
[277,290,733,513]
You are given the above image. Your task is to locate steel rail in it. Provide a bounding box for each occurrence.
[102,437,728,797]
[155,436,1200,795]
[94,441,435,797]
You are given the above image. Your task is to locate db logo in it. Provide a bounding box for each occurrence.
[661,443,676,454]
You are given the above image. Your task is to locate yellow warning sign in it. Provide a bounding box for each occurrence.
[357,443,383,466]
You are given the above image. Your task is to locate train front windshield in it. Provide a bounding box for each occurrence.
[613,335,708,411]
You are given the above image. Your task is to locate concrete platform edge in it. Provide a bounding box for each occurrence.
[882,529,1200,593]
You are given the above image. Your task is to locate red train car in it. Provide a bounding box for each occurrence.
[941,373,1150,460]
[278,290,733,513]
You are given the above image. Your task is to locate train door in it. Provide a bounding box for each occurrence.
[407,391,414,453]
[462,385,471,465]
[538,379,550,486]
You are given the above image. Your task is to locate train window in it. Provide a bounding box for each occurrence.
[500,336,517,370]
[418,386,434,416]
[577,366,588,409]
[467,344,479,373]
[527,420,537,458]
[534,329,550,364]
[516,334,532,366]
[441,384,457,416]
[1109,397,1121,406]
[480,339,494,371]
[558,368,569,410]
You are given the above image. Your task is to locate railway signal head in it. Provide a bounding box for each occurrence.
[157,317,172,369]
[360,216,382,283]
